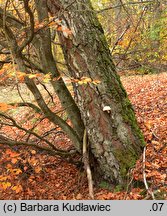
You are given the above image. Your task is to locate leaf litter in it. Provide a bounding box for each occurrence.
[0,72,166,199]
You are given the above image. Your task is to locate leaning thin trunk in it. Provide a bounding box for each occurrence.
[2,23,82,152]
[34,0,85,141]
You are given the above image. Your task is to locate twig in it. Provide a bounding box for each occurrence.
[9,102,41,113]
[123,169,134,200]
[143,190,159,200]
[51,40,62,46]
[41,127,62,138]
[0,113,67,153]
[19,0,35,52]
[0,135,76,157]
[111,24,130,54]
[116,5,147,67]
[96,1,155,14]
[83,129,94,199]
[37,80,55,105]
[143,146,155,200]
[64,0,76,11]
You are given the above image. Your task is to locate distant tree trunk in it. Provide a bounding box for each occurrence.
[47,0,145,184]
[151,1,162,52]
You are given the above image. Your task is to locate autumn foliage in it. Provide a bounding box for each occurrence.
[0,0,166,200]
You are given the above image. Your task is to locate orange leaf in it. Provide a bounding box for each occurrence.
[5,149,20,157]
[145,120,152,129]
[57,26,62,31]
[12,169,22,175]
[11,158,18,164]
[12,185,23,193]
[5,149,13,155]
[1,182,11,190]
[31,150,36,155]
[0,103,10,111]
[6,163,12,169]
[0,68,5,75]
[34,166,42,174]
[0,176,8,181]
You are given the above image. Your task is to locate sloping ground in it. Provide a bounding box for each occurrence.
[0,72,166,199]
[0,83,55,104]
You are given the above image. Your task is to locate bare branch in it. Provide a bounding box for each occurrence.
[0,134,76,157]
[0,112,69,153]
[116,5,147,66]
[37,80,55,105]
[143,146,155,200]
[111,24,130,54]
[9,102,42,113]
[83,129,94,199]
[19,0,35,52]
[0,6,24,28]
[96,1,156,14]
[23,55,44,72]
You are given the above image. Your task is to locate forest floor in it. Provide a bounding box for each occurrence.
[0,72,166,199]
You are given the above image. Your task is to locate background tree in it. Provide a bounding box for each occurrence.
[92,0,167,73]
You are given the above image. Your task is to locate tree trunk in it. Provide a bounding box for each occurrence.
[47,0,145,184]
[0,1,84,146]
[1,18,82,152]
[34,0,85,141]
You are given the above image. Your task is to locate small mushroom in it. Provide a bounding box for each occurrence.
[103,106,111,113]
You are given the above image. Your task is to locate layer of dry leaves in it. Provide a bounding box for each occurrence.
[0,72,166,199]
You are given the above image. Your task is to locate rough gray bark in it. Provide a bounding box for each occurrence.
[47,0,145,183]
